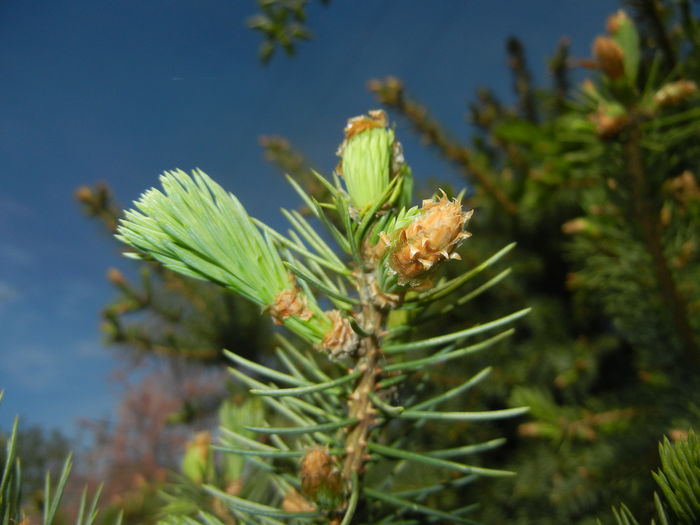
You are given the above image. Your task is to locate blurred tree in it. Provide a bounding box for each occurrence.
[366,1,700,523]
[248,0,331,64]
[0,424,71,509]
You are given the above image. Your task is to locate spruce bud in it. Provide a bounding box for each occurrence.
[300,446,343,510]
[593,36,625,81]
[606,10,630,35]
[270,284,313,324]
[337,110,402,210]
[589,103,627,139]
[653,80,698,108]
[282,489,315,513]
[387,192,472,286]
[106,267,126,286]
[320,310,359,359]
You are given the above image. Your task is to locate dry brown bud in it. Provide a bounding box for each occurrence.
[370,277,400,308]
[518,422,542,437]
[389,192,472,286]
[589,105,628,139]
[74,185,93,203]
[606,10,629,34]
[106,267,126,286]
[320,310,359,359]
[300,446,343,508]
[666,170,700,205]
[343,109,388,142]
[282,489,315,513]
[270,285,313,324]
[561,218,587,235]
[593,36,625,80]
[654,80,698,108]
[367,76,404,105]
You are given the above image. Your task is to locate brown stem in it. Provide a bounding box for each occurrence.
[343,271,384,480]
[625,122,697,359]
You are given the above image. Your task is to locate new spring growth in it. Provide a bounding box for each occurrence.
[381,192,473,286]
[336,109,404,211]
[596,9,639,83]
[116,169,332,344]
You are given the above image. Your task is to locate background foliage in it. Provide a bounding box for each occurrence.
[3,0,700,523]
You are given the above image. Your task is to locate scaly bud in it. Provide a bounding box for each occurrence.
[300,446,344,510]
[593,36,625,80]
[337,110,404,210]
[74,185,93,204]
[561,218,588,235]
[320,310,359,359]
[386,192,472,286]
[654,80,698,108]
[270,284,313,324]
[665,170,700,206]
[282,489,315,513]
[606,10,630,34]
[106,267,126,286]
[589,103,628,139]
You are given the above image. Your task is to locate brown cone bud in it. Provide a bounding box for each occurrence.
[654,80,698,108]
[270,285,313,324]
[606,10,629,34]
[282,489,315,513]
[593,36,625,80]
[106,267,126,286]
[666,170,700,205]
[300,447,343,509]
[589,104,628,139]
[388,192,472,286]
[320,310,359,359]
[561,218,588,235]
[342,109,388,142]
[74,185,93,203]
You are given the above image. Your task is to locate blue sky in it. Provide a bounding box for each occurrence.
[0,0,617,435]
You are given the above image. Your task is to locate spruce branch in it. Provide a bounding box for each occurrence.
[116,111,526,522]
[506,37,538,123]
[624,119,698,359]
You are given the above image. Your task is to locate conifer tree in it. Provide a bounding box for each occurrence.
[367,2,700,522]
[72,1,700,522]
